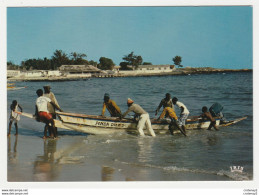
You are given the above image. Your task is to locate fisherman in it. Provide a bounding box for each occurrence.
[200,106,219,131]
[157,106,186,136]
[172,97,190,133]
[8,100,23,136]
[155,93,174,117]
[35,89,62,139]
[101,93,122,117]
[43,85,63,137]
[121,98,156,137]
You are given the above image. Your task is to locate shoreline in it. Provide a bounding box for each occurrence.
[7,67,252,82]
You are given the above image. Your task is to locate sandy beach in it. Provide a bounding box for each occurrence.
[8,133,233,182]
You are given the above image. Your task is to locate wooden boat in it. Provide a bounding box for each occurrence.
[7,86,27,91]
[15,111,247,135]
[7,83,27,91]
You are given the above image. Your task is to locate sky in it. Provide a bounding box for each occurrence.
[7,6,253,69]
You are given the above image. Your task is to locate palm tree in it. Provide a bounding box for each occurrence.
[173,56,183,67]
[51,50,69,69]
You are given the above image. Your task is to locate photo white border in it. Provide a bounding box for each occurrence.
[1,0,258,193]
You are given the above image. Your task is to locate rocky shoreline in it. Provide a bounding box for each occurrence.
[7,67,252,82]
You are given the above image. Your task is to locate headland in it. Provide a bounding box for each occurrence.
[7,67,252,82]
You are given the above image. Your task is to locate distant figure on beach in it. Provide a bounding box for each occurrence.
[101,93,122,117]
[35,89,62,139]
[155,93,174,116]
[8,100,23,136]
[157,106,186,136]
[172,97,190,133]
[43,85,63,137]
[121,98,156,137]
[200,106,219,131]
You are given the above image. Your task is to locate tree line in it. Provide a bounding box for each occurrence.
[7,50,182,71]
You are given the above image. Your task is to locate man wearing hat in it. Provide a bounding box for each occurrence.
[101,93,122,117]
[121,98,156,137]
[43,85,63,137]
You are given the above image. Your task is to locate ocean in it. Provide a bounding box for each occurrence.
[7,72,253,181]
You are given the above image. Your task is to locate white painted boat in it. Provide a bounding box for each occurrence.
[14,111,247,135]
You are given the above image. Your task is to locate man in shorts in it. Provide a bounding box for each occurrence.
[172,97,190,133]
[200,106,219,131]
[157,106,186,136]
[43,85,63,137]
[35,89,62,139]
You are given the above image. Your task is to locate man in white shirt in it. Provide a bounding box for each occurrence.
[35,89,62,139]
[172,97,190,133]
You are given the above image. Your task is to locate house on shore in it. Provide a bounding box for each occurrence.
[59,65,102,78]
[7,70,61,79]
[113,65,176,75]
[7,70,21,78]
[7,65,102,80]
[7,64,177,80]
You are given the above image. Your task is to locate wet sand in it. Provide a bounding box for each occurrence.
[7,133,231,182]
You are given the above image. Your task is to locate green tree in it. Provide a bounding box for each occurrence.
[89,60,98,67]
[70,52,88,65]
[7,61,20,70]
[143,62,152,65]
[21,58,52,70]
[98,57,115,70]
[39,57,52,70]
[119,62,132,70]
[21,59,36,70]
[51,50,70,69]
[172,56,183,67]
[121,51,143,70]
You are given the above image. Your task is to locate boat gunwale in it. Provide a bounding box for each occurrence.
[56,111,222,124]
[56,111,136,123]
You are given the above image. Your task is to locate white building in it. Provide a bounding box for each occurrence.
[136,65,175,73]
[7,70,62,79]
[114,65,175,75]
[7,70,21,78]
[43,70,61,77]
[20,71,45,78]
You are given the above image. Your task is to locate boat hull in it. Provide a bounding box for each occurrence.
[55,111,222,135]
[15,111,247,135]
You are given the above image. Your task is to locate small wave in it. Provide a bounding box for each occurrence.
[104,139,121,144]
[114,160,251,181]
[217,170,251,181]
[164,165,217,175]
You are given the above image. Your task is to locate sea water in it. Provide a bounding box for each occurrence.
[7,72,253,181]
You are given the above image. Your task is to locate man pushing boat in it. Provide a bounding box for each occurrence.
[43,85,63,137]
[155,93,174,116]
[35,89,62,139]
[101,93,122,117]
[120,98,156,137]
[157,105,187,137]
